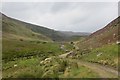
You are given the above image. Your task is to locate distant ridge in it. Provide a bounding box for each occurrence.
[2,13,90,41]
[59,31,90,37]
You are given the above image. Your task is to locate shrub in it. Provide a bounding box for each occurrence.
[32,34,35,36]
[70,42,74,44]
[58,60,68,72]
[42,41,47,44]
[36,41,41,44]
[19,38,23,41]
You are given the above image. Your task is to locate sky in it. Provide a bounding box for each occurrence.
[2,2,118,32]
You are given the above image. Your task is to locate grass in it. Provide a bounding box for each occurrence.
[3,58,44,78]
[66,66,99,78]
[2,36,77,78]
[2,39,67,62]
[3,16,52,41]
[3,57,99,78]
[2,37,118,78]
[79,43,119,69]
[2,12,119,79]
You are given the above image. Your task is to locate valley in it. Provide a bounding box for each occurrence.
[1,13,120,79]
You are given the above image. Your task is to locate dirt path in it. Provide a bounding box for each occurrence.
[71,59,118,78]
[59,51,118,78]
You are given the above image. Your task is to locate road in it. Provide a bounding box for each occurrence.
[58,50,119,78]
[71,59,118,78]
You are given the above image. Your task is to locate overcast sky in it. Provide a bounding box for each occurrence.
[2,2,118,32]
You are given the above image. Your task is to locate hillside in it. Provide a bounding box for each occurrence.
[2,13,67,41]
[2,13,75,61]
[78,16,120,50]
[2,14,51,41]
[75,16,120,69]
[2,13,89,42]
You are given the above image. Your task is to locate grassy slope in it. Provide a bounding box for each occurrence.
[3,38,75,62]
[78,17,119,50]
[2,14,83,78]
[3,57,99,78]
[2,14,88,42]
[76,17,119,69]
[2,14,73,42]
[2,14,74,61]
[2,15,51,41]
[79,44,119,69]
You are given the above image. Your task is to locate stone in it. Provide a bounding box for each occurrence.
[116,41,120,44]
[14,64,17,67]
[97,52,103,57]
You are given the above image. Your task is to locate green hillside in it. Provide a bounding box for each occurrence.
[2,13,89,42]
[75,17,120,69]
[2,14,52,41]
[2,14,74,62]
[2,14,72,42]
[79,44,119,69]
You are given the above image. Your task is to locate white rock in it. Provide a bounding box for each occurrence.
[14,64,17,67]
[97,52,102,57]
[40,61,44,64]
[60,45,65,49]
[45,57,52,61]
[116,41,120,44]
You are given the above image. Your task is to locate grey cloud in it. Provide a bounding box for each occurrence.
[2,2,118,32]
[50,2,76,13]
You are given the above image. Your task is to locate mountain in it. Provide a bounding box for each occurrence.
[60,31,90,37]
[78,16,120,51]
[2,13,89,41]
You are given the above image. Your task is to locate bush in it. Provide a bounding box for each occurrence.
[42,41,47,44]
[32,34,35,36]
[58,60,68,72]
[70,42,74,44]
[36,41,41,44]
[19,38,23,41]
